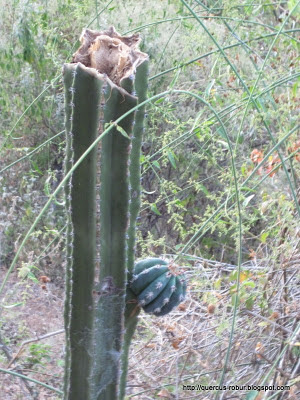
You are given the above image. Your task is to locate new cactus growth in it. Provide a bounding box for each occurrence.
[130,258,187,316]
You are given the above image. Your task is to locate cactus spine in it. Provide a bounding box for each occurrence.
[63,27,148,400]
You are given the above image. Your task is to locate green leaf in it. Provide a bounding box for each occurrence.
[241,164,248,177]
[242,281,255,288]
[229,271,237,281]
[288,0,299,14]
[216,139,229,148]
[31,160,43,175]
[151,203,161,216]
[214,278,222,290]
[152,160,160,169]
[240,187,256,192]
[2,302,24,309]
[260,231,269,243]
[243,194,255,207]
[115,124,130,139]
[167,150,177,169]
[44,176,52,197]
[237,133,244,144]
[194,126,202,139]
[182,21,194,30]
[245,296,255,310]
[229,283,237,293]
[155,98,165,104]
[292,80,299,98]
[28,272,39,284]
[216,127,227,140]
[258,321,270,328]
[199,184,209,196]
[205,79,215,98]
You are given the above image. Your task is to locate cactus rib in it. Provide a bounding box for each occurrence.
[126,59,149,273]
[130,265,169,294]
[143,275,176,313]
[63,63,102,399]
[91,78,137,400]
[133,257,168,275]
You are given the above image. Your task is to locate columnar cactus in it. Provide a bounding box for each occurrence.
[63,26,186,400]
[63,27,148,400]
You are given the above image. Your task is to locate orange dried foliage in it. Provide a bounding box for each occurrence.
[171,336,185,349]
[145,343,156,349]
[157,388,173,398]
[288,140,300,162]
[270,311,280,320]
[250,149,286,177]
[39,275,51,283]
[255,342,264,359]
[177,303,187,311]
[207,304,216,314]
[266,153,281,177]
[248,248,256,259]
[250,149,264,164]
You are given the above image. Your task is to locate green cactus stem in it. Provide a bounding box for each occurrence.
[63,27,148,400]
[63,63,102,399]
[126,59,149,272]
[119,45,149,400]
[90,73,137,400]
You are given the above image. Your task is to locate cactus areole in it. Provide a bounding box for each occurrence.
[63,27,186,400]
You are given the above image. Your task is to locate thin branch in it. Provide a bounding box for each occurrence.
[7,329,64,368]
[0,367,63,395]
[242,309,295,336]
